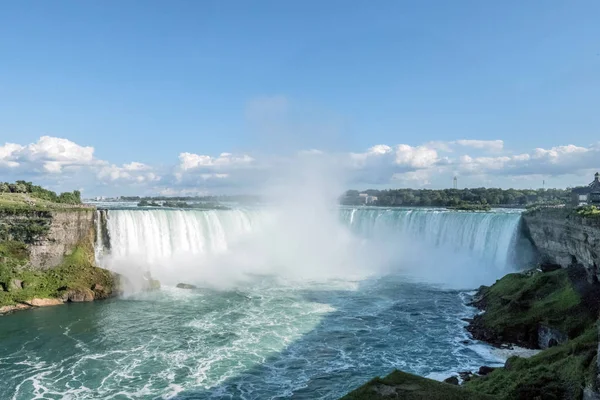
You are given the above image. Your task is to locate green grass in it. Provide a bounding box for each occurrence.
[0,193,93,211]
[341,370,497,400]
[472,269,596,346]
[465,327,598,400]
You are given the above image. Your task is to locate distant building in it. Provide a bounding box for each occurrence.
[366,195,378,204]
[571,172,600,207]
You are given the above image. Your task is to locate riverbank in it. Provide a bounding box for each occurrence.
[342,266,600,399]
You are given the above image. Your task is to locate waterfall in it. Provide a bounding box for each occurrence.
[95,207,528,286]
[341,207,524,269]
[102,209,261,262]
[94,210,110,263]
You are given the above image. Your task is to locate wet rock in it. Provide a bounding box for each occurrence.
[9,279,23,291]
[540,263,562,273]
[538,324,568,349]
[0,304,31,314]
[478,366,496,376]
[61,288,95,302]
[176,283,197,289]
[458,371,473,382]
[444,376,459,385]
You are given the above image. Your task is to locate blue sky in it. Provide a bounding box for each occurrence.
[1,1,599,196]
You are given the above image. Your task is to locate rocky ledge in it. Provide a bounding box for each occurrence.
[522,207,600,283]
[466,266,600,349]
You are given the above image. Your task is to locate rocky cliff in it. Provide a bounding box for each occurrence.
[522,208,600,282]
[0,208,96,269]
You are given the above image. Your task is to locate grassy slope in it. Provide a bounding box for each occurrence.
[0,193,92,211]
[469,268,598,347]
[342,268,600,399]
[341,370,497,400]
[465,327,598,400]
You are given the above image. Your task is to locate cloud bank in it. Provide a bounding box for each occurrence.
[1,135,598,196]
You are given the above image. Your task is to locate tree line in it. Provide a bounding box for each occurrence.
[0,181,82,205]
[341,188,569,207]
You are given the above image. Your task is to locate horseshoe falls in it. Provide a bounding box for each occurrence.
[1,207,530,400]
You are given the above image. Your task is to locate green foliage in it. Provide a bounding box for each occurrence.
[577,205,600,217]
[0,181,82,205]
[447,203,492,211]
[0,209,52,243]
[340,188,569,207]
[341,370,496,400]
[465,327,598,400]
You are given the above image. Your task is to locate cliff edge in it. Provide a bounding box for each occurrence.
[522,207,600,283]
[0,204,118,314]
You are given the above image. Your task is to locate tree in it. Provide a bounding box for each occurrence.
[0,183,9,193]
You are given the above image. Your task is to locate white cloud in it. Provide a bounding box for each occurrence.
[453,139,504,152]
[178,152,254,171]
[96,163,160,183]
[2,135,600,195]
[0,136,97,173]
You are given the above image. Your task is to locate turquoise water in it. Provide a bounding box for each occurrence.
[0,276,505,399]
[0,208,525,399]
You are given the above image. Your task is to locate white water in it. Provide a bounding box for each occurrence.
[98,207,525,289]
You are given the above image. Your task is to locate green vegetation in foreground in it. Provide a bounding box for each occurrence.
[341,370,496,400]
[0,239,113,307]
[344,267,600,400]
[465,327,598,400]
[468,268,599,348]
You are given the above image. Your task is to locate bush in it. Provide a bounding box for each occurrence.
[576,205,600,217]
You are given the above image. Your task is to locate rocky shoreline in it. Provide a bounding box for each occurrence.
[343,264,600,399]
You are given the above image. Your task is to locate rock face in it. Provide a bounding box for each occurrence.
[0,209,96,270]
[538,324,569,349]
[9,279,23,291]
[28,211,96,269]
[522,208,600,282]
[61,288,95,302]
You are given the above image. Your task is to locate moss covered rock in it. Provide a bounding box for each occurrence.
[467,267,600,349]
[341,370,496,400]
[464,327,598,400]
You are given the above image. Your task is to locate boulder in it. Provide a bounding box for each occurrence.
[9,279,23,291]
[458,371,473,382]
[443,376,459,385]
[478,366,496,376]
[92,283,104,292]
[61,288,95,302]
[26,298,64,307]
[176,283,197,289]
